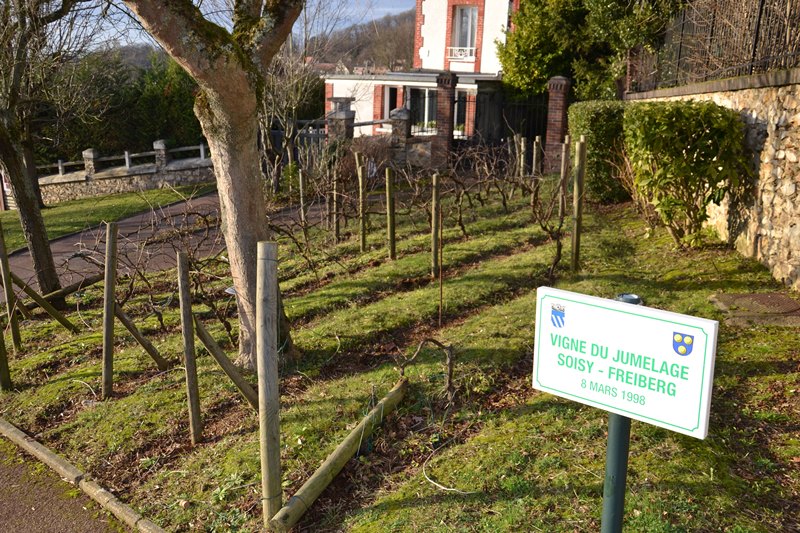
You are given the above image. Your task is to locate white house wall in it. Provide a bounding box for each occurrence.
[419,0,447,71]
[331,79,376,137]
[481,2,508,74]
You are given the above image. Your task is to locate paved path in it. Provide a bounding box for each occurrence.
[0,437,118,532]
[7,192,225,292]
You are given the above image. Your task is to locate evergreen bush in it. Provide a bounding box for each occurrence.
[568,100,628,203]
[623,101,750,247]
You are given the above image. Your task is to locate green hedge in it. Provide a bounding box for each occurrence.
[568,100,628,204]
[623,101,749,246]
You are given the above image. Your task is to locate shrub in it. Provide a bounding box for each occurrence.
[568,100,629,203]
[623,101,750,247]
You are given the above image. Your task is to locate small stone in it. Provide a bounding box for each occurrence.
[776,150,786,160]
[786,151,798,163]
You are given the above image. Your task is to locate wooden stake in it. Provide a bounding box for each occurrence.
[102,222,117,399]
[270,379,408,532]
[114,306,168,371]
[298,169,306,226]
[194,317,258,411]
[438,205,443,328]
[0,312,10,391]
[0,221,21,353]
[431,173,440,279]
[559,135,571,221]
[386,167,396,260]
[332,170,340,244]
[177,252,202,445]
[572,140,587,273]
[256,242,282,524]
[355,153,367,252]
[10,273,77,333]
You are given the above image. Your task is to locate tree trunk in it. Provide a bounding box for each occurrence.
[194,91,293,369]
[22,137,45,209]
[0,116,63,301]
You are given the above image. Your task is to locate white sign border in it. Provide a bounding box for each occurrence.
[533,287,718,439]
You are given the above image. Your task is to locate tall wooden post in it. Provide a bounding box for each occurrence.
[520,136,529,178]
[0,221,21,353]
[355,152,367,252]
[298,169,306,226]
[101,222,118,399]
[177,252,202,445]
[257,242,282,524]
[431,173,440,279]
[559,135,571,221]
[332,170,340,244]
[571,140,587,273]
[0,328,9,391]
[386,167,396,260]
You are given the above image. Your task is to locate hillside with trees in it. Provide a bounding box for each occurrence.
[313,9,415,72]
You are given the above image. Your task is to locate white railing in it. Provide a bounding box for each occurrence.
[447,47,476,60]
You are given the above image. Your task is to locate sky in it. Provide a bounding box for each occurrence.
[351,0,416,21]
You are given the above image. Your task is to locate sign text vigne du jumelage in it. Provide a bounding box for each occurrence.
[551,333,690,404]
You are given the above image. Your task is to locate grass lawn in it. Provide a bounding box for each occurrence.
[0,185,797,532]
[0,183,217,252]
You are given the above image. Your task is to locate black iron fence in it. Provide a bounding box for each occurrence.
[629,0,800,92]
[404,88,548,143]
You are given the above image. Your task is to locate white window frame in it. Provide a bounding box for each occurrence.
[448,6,478,61]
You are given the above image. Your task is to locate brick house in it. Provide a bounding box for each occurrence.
[323,0,520,137]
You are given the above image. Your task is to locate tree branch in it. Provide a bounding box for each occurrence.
[249,0,304,73]
[123,0,234,83]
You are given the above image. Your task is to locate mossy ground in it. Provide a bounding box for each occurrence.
[0,187,797,532]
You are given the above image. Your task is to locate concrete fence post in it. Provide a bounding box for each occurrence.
[82,148,98,178]
[153,140,169,169]
[327,97,356,142]
[124,151,131,169]
[545,76,572,174]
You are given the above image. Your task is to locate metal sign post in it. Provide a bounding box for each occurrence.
[533,287,718,531]
[600,294,640,533]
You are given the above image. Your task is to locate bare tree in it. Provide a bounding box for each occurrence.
[0,0,102,302]
[259,0,362,192]
[120,0,304,368]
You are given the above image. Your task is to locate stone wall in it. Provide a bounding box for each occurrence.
[626,69,800,289]
[39,158,214,205]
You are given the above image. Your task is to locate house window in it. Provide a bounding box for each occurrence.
[409,88,437,135]
[384,86,400,118]
[448,6,478,60]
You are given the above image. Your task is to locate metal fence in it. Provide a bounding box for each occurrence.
[629,0,800,92]
[404,88,548,143]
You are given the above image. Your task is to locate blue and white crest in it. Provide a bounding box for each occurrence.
[673,332,694,356]
[551,304,565,328]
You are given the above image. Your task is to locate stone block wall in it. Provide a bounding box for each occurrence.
[38,159,214,205]
[626,69,800,289]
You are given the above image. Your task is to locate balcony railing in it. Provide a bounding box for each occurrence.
[447,47,476,61]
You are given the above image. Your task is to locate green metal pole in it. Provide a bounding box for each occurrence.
[601,413,631,533]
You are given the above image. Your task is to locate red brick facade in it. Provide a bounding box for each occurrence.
[545,76,571,173]
[413,0,425,69]
[444,0,485,73]
[373,85,385,133]
[325,83,334,112]
[433,72,457,167]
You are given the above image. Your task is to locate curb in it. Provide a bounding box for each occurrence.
[0,417,165,532]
